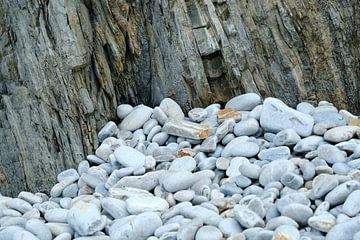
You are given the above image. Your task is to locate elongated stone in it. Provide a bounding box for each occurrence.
[163,119,209,140]
[120,105,153,131]
[225,93,261,111]
[324,126,360,143]
[160,98,185,120]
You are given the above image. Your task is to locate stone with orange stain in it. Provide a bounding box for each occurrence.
[177,148,196,158]
[217,109,241,123]
[163,119,209,140]
[349,117,360,127]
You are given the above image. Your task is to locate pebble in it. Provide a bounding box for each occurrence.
[3,94,360,239]
[67,202,104,236]
[126,196,169,214]
[234,205,265,228]
[258,146,291,161]
[114,145,145,168]
[116,104,133,119]
[120,105,153,131]
[160,98,185,120]
[273,128,301,146]
[260,97,314,137]
[324,126,360,143]
[234,118,259,136]
[225,93,261,111]
[160,171,195,192]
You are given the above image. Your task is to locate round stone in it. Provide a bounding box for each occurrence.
[195,226,223,240]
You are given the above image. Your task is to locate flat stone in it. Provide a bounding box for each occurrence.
[114,146,145,168]
[169,156,197,172]
[312,111,346,126]
[161,171,195,192]
[234,118,259,136]
[260,97,314,137]
[67,202,104,236]
[126,196,169,214]
[225,93,261,111]
[163,119,209,140]
[324,180,360,206]
[324,126,360,143]
[258,146,291,161]
[7,198,33,214]
[217,109,241,123]
[234,205,265,228]
[44,208,69,223]
[173,190,195,202]
[273,129,301,146]
[120,105,153,131]
[222,137,259,158]
[160,98,185,120]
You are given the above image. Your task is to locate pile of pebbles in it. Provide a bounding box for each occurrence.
[1,93,360,240]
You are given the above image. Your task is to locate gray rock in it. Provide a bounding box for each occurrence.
[265,216,299,230]
[225,93,261,111]
[101,197,128,219]
[296,102,315,114]
[180,206,222,226]
[200,136,218,152]
[259,160,295,186]
[260,97,314,137]
[312,111,346,126]
[313,120,337,136]
[163,119,209,140]
[169,156,196,172]
[310,174,339,200]
[25,219,52,240]
[120,105,153,131]
[44,209,69,223]
[160,98,185,120]
[189,108,208,122]
[222,137,259,158]
[152,132,169,145]
[235,175,252,188]
[308,211,336,233]
[117,104,133,120]
[218,218,242,237]
[161,171,195,192]
[324,180,360,206]
[294,136,325,153]
[238,162,261,179]
[325,217,360,240]
[195,226,223,240]
[113,171,161,191]
[67,202,104,236]
[110,212,162,240]
[114,145,145,168]
[273,225,300,240]
[281,203,313,226]
[234,205,265,228]
[317,144,345,164]
[98,121,118,142]
[280,172,304,190]
[7,198,33,214]
[234,118,259,136]
[299,161,316,181]
[173,190,195,202]
[258,146,291,161]
[215,119,235,142]
[324,126,360,143]
[273,129,301,146]
[126,196,169,214]
[153,107,169,126]
[343,190,360,217]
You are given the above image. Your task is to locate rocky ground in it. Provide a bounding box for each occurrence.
[1,93,360,240]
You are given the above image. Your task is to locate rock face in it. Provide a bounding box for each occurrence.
[1,0,360,198]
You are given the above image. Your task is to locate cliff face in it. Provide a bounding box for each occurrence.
[0,0,359,195]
